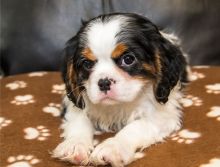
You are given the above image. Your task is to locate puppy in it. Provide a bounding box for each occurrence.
[53,13,188,167]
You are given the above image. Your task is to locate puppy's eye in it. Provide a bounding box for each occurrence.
[82,60,94,70]
[121,54,136,66]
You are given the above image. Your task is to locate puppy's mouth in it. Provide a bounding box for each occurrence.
[98,92,118,105]
[100,97,118,105]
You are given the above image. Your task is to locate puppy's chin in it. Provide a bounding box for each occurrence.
[88,95,120,106]
[99,97,119,105]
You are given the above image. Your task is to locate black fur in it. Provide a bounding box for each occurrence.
[62,36,87,109]
[60,105,67,119]
[155,38,187,103]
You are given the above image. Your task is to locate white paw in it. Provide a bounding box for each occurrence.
[42,103,61,117]
[90,138,134,167]
[6,81,27,90]
[7,155,40,167]
[51,84,65,94]
[11,95,35,105]
[24,125,50,141]
[53,138,93,165]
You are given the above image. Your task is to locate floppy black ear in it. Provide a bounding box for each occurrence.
[154,37,187,104]
[62,36,85,109]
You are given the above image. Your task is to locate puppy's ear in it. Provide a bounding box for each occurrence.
[153,37,187,104]
[62,36,85,109]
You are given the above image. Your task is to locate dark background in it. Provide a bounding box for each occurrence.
[1,0,220,76]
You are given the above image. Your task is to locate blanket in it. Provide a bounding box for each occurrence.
[1,66,220,167]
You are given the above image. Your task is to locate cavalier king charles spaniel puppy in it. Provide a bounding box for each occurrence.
[53,13,188,167]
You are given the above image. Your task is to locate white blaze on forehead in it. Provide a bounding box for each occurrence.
[87,18,122,60]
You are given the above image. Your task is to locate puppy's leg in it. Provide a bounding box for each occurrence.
[53,98,94,165]
[90,119,179,167]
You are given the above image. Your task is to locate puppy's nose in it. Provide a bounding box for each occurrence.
[98,78,111,92]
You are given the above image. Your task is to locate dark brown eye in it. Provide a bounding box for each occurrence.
[82,60,94,70]
[121,54,136,66]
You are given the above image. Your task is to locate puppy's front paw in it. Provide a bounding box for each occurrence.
[52,138,93,165]
[90,138,134,167]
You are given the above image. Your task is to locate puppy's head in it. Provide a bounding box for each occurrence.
[63,13,187,109]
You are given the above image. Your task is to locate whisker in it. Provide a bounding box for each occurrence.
[66,84,85,97]
[76,89,86,105]
[71,84,85,92]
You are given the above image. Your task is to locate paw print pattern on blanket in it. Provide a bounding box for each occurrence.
[51,84,65,94]
[1,67,220,167]
[28,72,47,77]
[6,81,27,90]
[7,155,40,167]
[24,126,50,141]
[205,83,220,94]
[11,95,35,105]
[42,103,61,117]
[194,66,210,69]
[179,95,203,107]
[0,117,12,130]
[206,106,220,121]
[200,158,220,167]
[171,129,201,144]
[189,71,205,81]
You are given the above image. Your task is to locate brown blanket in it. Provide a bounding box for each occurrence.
[1,66,220,167]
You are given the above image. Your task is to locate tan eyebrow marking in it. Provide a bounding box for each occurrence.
[143,63,156,74]
[143,51,161,75]
[111,43,127,59]
[81,48,96,61]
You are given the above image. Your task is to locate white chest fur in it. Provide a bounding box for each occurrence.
[85,85,182,133]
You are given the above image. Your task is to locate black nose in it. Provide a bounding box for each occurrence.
[98,78,111,92]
